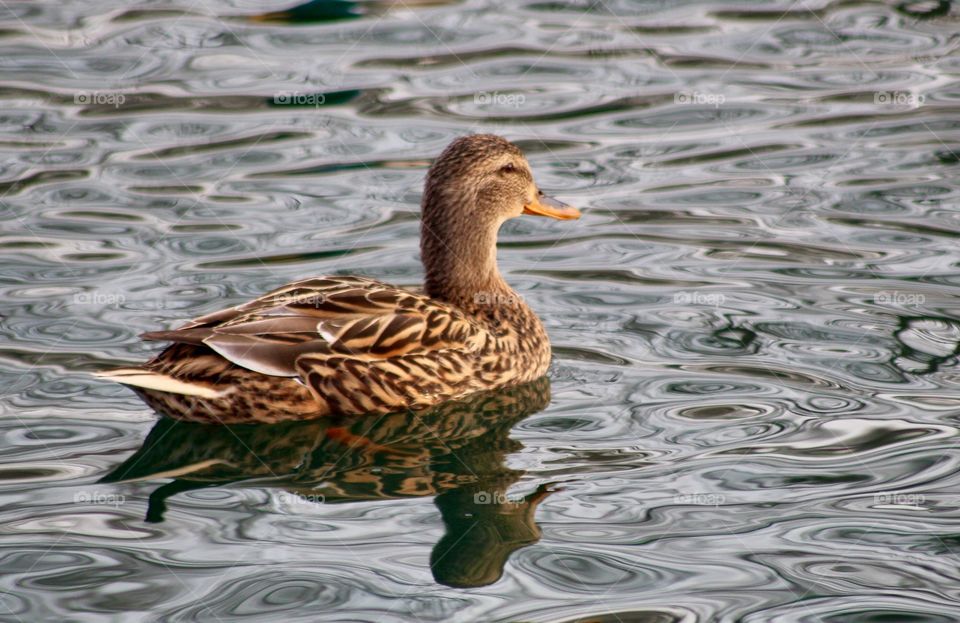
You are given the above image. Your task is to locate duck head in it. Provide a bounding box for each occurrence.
[420,134,580,304]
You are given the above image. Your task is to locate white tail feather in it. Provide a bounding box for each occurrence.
[95,369,224,398]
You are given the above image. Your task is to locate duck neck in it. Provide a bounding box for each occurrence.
[421,197,516,311]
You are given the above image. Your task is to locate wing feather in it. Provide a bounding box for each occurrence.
[142,276,489,411]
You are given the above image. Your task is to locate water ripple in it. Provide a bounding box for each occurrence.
[2,0,959,620]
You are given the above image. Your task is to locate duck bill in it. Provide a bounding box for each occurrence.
[523,192,580,220]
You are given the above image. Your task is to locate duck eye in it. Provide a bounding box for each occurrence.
[499,163,516,174]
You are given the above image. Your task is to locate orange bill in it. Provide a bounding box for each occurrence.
[523,191,580,220]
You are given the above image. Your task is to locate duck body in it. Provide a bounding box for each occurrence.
[114,275,551,423]
[98,135,579,423]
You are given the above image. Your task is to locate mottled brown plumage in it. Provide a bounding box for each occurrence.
[97,134,580,423]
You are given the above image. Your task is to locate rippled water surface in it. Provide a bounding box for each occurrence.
[3,0,960,620]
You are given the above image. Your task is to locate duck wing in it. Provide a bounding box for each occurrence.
[142,276,488,412]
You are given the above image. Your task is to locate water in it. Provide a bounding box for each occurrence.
[2,0,959,620]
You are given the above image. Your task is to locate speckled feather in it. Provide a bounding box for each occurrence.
[127,275,549,423]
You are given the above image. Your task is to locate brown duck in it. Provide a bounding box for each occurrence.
[97,134,580,423]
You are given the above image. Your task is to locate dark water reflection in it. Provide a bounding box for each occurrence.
[2,0,960,620]
[102,378,554,589]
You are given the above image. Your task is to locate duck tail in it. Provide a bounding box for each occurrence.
[94,368,225,398]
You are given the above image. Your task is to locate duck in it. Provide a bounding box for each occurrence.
[96,134,580,424]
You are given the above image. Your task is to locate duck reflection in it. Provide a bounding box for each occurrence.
[102,377,553,588]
